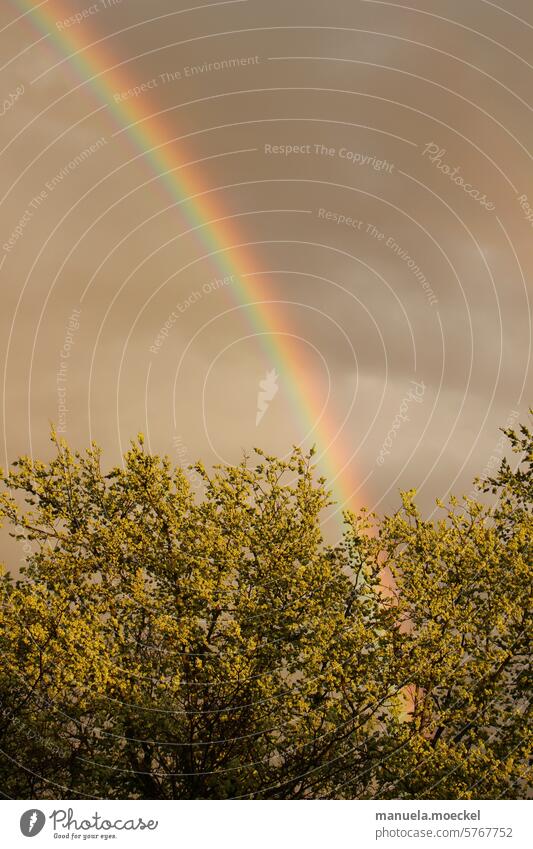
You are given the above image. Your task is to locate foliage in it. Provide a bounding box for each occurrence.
[0,419,531,799]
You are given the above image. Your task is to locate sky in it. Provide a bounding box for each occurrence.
[0,0,531,552]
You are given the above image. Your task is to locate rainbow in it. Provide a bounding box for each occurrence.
[13,0,365,520]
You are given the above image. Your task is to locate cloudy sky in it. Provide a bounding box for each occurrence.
[0,0,531,546]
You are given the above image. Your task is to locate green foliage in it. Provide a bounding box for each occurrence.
[0,419,531,799]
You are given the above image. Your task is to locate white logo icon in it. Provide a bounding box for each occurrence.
[20,809,46,837]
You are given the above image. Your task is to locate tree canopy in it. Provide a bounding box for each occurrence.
[0,419,531,799]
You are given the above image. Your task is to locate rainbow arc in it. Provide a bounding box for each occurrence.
[14,0,365,517]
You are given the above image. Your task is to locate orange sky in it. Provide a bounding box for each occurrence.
[0,0,531,562]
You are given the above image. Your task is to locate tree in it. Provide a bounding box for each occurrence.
[0,419,531,799]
